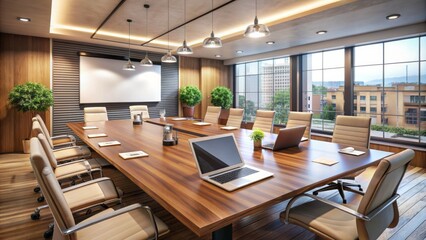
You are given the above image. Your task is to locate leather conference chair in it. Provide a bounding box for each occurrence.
[226,108,244,128]
[30,137,169,240]
[30,137,123,237]
[203,106,221,124]
[252,110,275,133]
[286,111,313,139]
[32,120,91,162]
[282,149,414,240]
[129,105,150,120]
[33,114,76,148]
[313,115,372,203]
[84,107,108,122]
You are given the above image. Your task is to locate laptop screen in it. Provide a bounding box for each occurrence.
[191,135,243,174]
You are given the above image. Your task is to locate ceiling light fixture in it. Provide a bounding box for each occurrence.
[386,14,401,20]
[244,0,270,38]
[316,30,327,35]
[140,4,153,66]
[17,17,31,22]
[161,0,177,63]
[203,0,222,48]
[215,54,222,58]
[123,19,136,71]
[177,0,193,55]
[266,41,275,45]
[236,50,243,54]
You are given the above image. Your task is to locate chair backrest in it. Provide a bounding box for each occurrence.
[286,112,313,139]
[36,133,58,168]
[226,108,244,128]
[204,106,221,124]
[332,115,371,148]
[33,114,52,139]
[129,105,150,120]
[32,120,55,149]
[252,110,275,133]
[30,138,76,236]
[84,107,108,122]
[356,149,414,240]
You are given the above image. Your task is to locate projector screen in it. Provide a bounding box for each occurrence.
[79,56,161,103]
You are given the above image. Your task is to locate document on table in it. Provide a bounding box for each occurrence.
[171,117,187,121]
[82,126,98,130]
[98,141,121,147]
[220,126,238,130]
[312,157,339,166]
[193,122,211,126]
[87,133,107,138]
[119,151,149,159]
[338,147,365,156]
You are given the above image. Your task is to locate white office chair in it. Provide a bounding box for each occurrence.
[129,105,150,120]
[252,110,275,133]
[226,108,244,128]
[204,106,221,124]
[84,107,108,122]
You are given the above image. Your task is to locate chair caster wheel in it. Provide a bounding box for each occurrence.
[44,228,53,238]
[359,188,363,191]
[342,200,347,204]
[313,191,318,196]
[31,212,40,220]
[37,196,45,202]
[34,187,41,193]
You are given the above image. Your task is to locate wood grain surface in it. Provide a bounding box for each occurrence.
[68,119,393,237]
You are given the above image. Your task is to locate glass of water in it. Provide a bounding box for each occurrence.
[159,109,166,118]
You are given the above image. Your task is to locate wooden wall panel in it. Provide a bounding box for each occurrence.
[0,33,50,153]
[178,57,201,118]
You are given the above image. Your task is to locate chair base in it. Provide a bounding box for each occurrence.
[313,179,363,204]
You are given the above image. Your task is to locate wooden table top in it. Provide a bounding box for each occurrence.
[68,119,393,237]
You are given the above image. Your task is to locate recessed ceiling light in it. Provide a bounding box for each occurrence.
[316,30,327,35]
[386,14,401,20]
[17,17,31,22]
[266,41,275,45]
[236,50,243,54]
[215,54,222,58]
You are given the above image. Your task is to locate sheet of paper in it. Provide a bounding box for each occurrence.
[171,117,187,121]
[82,126,98,130]
[220,126,238,130]
[312,157,339,166]
[119,151,149,159]
[338,149,365,156]
[193,122,211,126]
[98,141,121,147]
[87,133,107,138]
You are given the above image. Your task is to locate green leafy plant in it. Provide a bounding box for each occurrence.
[371,124,426,136]
[8,82,53,113]
[249,128,265,142]
[179,85,202,107]
[210,86,233,109]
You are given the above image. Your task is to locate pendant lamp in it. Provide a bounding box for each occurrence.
[140,4,153,66]
[161,0,177,63]
[244,0,270,38]
[123,19,136,70]
[177,0,193,54]
[203,0,222,48]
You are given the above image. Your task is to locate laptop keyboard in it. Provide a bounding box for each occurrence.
[211,168,258,184]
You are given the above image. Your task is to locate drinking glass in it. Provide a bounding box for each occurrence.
[159,109,166,118]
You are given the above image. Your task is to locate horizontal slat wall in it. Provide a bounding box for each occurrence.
[52,40,178,138]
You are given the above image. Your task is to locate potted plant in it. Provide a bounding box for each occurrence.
[8,82,54,153]
[249,128,265,150]
[210,86,233,124]
[179,85,202,118]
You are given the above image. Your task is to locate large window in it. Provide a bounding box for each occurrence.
[302,49,345,132]
[235,58,291,124]
[354,36,426,143]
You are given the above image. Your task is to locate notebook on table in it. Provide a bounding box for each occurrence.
[262,125,306,151]
[189,133,273,191]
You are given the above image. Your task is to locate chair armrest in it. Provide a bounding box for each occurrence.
[51,135,76,142]
[57,159,86,166]
[61,177,112,193]
[53,146,82,152]
[284,193,400,223]
[62,203,159,239]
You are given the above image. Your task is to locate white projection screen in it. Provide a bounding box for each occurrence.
[79,56,161,103]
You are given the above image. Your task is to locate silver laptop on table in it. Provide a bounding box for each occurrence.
[189,133,273,191]
[262,125,306,151]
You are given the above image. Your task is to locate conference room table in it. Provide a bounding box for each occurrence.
[68,118,393,239]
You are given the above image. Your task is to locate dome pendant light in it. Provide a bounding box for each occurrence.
[244,0,270,38]
[140,4,153,66]
[203,0,222,48]
[123,19,136,71]
[161,0,177,63]
[177,0,193,55]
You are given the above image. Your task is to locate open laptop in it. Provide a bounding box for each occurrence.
[262,125,306,151]
[189,133,273,191]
